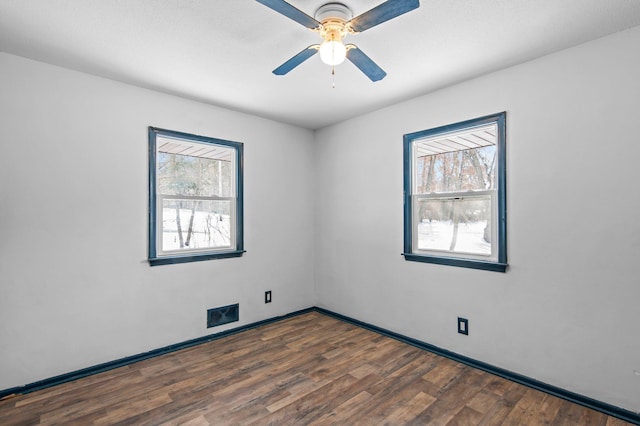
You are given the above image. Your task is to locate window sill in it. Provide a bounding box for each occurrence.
[402,253,507,272]
[149,250,245,266]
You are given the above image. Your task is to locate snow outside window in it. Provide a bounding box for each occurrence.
[403,113,507,272]
[148,127,244,266]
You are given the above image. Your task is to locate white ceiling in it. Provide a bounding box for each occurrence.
[1,0,640,130]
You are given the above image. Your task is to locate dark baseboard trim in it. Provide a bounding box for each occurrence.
[1,306,638,424]
[0,307,314,400]
[313,307,640,425]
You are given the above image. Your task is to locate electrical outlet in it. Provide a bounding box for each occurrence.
[265,290,272,303]
[458,317,468,335]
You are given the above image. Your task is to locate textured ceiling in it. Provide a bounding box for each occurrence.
[1,0,640,129]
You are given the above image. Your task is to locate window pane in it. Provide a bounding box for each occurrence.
[157,141,233,197]
[414,145,496,194]
[416,195,492,256]
[161,199,232,252]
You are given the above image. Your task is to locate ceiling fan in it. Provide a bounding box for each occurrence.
[256,0,420,82]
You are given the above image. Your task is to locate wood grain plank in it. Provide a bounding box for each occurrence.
[308,390,373,425]
[381,390,437,424]
[446,405,484,426]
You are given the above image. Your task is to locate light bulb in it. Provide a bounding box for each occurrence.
[319,40,346,66]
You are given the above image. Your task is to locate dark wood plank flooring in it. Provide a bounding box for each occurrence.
[0,312,633,425]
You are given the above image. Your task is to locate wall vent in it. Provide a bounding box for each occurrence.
[207,304,239,328]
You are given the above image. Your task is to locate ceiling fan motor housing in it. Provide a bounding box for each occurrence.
[315,2,353,44]
[315,3,353,22]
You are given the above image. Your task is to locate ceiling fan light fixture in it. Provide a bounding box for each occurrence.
[319,39,347,65]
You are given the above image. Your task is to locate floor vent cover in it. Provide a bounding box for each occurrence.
[207,304,239,328]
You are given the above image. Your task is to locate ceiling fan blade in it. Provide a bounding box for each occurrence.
[346,46,387,82]
[273,45,319,75]
[348,0,420,33]
[256,0,321,29]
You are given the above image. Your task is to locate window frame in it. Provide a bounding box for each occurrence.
[402,112,507,272]
[148,127,244,266]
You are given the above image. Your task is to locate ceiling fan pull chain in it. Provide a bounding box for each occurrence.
[332,65,336,89]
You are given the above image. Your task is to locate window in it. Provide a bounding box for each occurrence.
[403,112,507,272]
[148,127,244,266]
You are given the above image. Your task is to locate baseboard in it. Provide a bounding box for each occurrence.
[313,307,640,425]
[1,306,638,424]
[0,307,314,400]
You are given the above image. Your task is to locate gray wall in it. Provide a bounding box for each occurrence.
[314,26,640,411]
[0,53,316,389]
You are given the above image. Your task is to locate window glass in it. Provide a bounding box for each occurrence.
[415,195,492,256]
[157,138,233,197]
[160,198,232,252]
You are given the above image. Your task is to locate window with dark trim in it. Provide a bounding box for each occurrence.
[402,112,507,272]
[148,127,244,266]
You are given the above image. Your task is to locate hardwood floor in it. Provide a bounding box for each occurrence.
[0,312,634,425]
